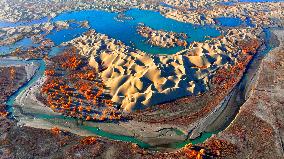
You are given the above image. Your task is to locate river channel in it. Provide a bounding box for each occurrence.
[0,8,274,149]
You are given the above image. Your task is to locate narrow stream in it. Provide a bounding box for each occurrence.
[170,28,274,148]
[4,28,274,150]
[6,59,46,113]
[1,8,275,150]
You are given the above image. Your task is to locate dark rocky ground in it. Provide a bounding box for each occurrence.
[0,66,28,117]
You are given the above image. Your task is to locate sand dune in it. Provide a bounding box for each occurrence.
[64,28,259,112]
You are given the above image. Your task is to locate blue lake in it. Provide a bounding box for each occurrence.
[0,17,49,28]
[214,16,256,28]
[48,9,221,54]
[1,9,221,55]
[4,9,267,55]
[214,17,243,27]
[1,7,277,149]
[0,38,39,55]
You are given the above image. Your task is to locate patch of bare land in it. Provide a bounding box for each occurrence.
[137,24,188,48]
[0,58,38,120]
[160,0,284,27]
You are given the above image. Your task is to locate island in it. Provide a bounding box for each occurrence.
[0,0,283,158]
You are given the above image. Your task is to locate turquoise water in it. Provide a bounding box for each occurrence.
[6,59,46,113]
[1,8,274,150]
[1,9,220,55]
[30,112,151,148]
[48,9,220,54]
[83,126,151,148]
[171,132,214,148]
[214,16,256,27]
[32,111,211,149]
[0,17,49,28]
[214,17,243,27]
[0,38,39,55]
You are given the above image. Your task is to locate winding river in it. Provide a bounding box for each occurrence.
[1,8,274,150]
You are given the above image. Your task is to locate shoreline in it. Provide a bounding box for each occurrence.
[8,27,274,150]
[203,28,284,158]
[0,1,283,158]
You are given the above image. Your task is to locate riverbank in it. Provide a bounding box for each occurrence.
[9,26,265,151]
[203,29,284,158]
[0,1,283,158]
[0,58,38,105]
[0,58,38,119]
[1,29,282,158]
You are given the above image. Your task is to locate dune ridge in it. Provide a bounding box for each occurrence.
[63,28,260,112]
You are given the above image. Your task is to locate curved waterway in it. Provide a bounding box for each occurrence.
[6,59,46,113]
[170,28,274,149]
[1,8,274,150]
[5,28,273,150]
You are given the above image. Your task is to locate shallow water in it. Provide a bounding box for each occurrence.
[0,17,49,28]
[214,17,244,27]
[171,132,214,148]
[48,9,220,54]
[4,56,213,149]
[0,38,39,55]
[1,8,274,149]
[3,9,258,55]
[30,112,151,148]
[6,60,45,113]
[83,125,151,148]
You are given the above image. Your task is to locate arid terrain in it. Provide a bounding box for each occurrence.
[0,0,283,159]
